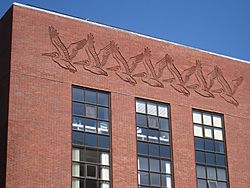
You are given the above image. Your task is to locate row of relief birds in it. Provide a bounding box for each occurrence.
[42,26,243,106]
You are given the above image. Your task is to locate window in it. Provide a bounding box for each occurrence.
[193,110,228,188]
[72,87,111,188]
[136,99,172,188]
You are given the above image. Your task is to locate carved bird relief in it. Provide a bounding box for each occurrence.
[187,60,215,98]
[74,34,114,76]
[162,57,196,96]
[42,26,244,106]
[42,26,86,73]
[107,43,144,86]
[133,47,168,88]
[211,67,243,106]
[206,65,220,90]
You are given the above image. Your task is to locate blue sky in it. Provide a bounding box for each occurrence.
[1,0,250,62]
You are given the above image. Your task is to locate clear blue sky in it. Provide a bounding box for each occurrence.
[1,0,250,62]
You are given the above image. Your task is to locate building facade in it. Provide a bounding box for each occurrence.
[0,3,250,188]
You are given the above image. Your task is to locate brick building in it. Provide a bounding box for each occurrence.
[0,3,250,188]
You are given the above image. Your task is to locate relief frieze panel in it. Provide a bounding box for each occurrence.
[42,26,244,107]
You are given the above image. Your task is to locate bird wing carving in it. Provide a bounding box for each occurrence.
[216,67,233,95]
[194,60,208,90]
[86,33,102,67]
[206,66,219,90]
[111,45,130,73]
[154,55,168,79]
[48,26,70,60]
[181,65,196,84]
[166,59,183,84]
[67,39,87,60]
[143,48,157,78]
[97,41,114,67]
[231,76,243,95]
[127,52,144,73]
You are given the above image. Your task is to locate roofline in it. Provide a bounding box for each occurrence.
[12,2,250,64]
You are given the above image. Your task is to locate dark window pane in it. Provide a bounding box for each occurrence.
[84,149,99,163]
[80,149,85,162]
[215,141,225,153]
[148,116,159,128]
[72,131,84,145]
[197,179,207,188]
[159,118,169,131]
[205,139,215,151]
[137,127,147,141]
[196,151,205,164]
[85,90,96,104]
[138,142,148,155]
[85,118,97,133]
[138,157,148,171]
[217,182,227,188]
[160,145,171,158]
[208,181,217,188]
[216,154,226,166]
[85,133,97,147]
[97,93,109,106]
[98,135,110,149]
[160,131,169,144]
[80,163,85,177]
[86,165,97,178]
[217,168,227,181]
[85,104,97,118]
[86,179,97,188]
[197,165,206,178]
[207,167,216,180]
[206,153,216,165]
[136,114,147,127]
[98,121,109,135]
[149,158,160,172]
[138,172,149,185]
[72,116,84,131]
[148,130,159,143]
[150,173,160,186]
[80,179,85,188]
[195,137,205,150]
[149,144,159,157]
[73,102,85,116]
[98,107,109,121]
[73,88,84,101]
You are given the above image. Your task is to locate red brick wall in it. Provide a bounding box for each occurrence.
[171,105,197,188]
[5,4,250,187]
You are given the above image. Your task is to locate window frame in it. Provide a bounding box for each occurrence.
[71,86,112,188]
[192,109,229,188]
[136,98,174,188]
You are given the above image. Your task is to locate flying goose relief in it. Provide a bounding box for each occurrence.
[42,26,86,73]
[133,47,168,88]
[106,43,144,86]
[42,26,244,106]
[74,33,114,76]
[211,67,243,106]
[162,57,196,96]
